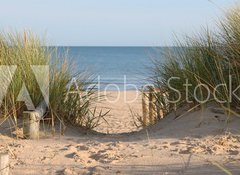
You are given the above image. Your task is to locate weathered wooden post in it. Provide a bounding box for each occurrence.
[154,89,161,120]
[23,101,48,139]
[142,91,148,127]
[0,152,9,175]
[148,88,154,125]
[23,111,40,139]
[156,101,161,120]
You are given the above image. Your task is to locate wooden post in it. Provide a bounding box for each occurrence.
[22,100,48,139]
[142,92,148,127]
[152,94,158,123]
[155,89,161,120]
[149,89,153,125]
[23,111,40,139]
[0,152,9,175]
[156,101,161,120]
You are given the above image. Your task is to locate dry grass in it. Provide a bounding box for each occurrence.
[0,31,108,133]
[148,6,240,122]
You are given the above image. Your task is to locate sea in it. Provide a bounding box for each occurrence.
[56,47,164,90]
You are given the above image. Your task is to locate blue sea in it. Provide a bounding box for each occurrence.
[56,47,163,90]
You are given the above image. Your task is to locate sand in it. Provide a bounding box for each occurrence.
[0,91,240,175]
[94,90,142,134]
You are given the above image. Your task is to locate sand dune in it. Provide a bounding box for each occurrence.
[0,91,240,175]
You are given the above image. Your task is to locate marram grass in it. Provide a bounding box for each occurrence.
[0,31,107,132]
[148,6,240,122]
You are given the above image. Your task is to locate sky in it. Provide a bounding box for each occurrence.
[0,0,237,46]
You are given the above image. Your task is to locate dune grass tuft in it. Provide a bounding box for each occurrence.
[148,6,240,121]
[0,31,107,132]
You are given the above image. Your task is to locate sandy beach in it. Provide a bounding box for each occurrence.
[94,90,142,134]
[2,0,240,174]
[0,91,240,175]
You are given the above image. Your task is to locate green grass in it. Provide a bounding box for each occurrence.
[149,6,240,121]
[0,31,107,131]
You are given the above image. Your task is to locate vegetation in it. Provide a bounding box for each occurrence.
[147,6,240,124]
[0,31,107,132]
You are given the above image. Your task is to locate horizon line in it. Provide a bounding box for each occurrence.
[45,45,177,47]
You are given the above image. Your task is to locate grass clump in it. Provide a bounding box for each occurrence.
[149,6,240,121]
[0,31,107,132]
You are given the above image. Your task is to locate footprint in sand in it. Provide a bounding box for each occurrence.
[59,147,69,151]
[179,147,193,154]
[170,148,179,152]
[77,144,89,151]
[150,145,158,149]
[89,149,123,163]
[9,143,24,149]
[65,152,86,163]
[163,145,169,149]
[170,141,180,146]
[228,150,239,155]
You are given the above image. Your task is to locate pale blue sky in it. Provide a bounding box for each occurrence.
[0,0,237,46]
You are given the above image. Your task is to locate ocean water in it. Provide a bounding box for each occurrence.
[56,47,162,90]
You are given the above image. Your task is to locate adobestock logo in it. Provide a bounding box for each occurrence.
[167,76,240,104]
[0,65,49,113]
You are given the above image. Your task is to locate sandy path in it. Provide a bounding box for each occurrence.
[94,91,142,134]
